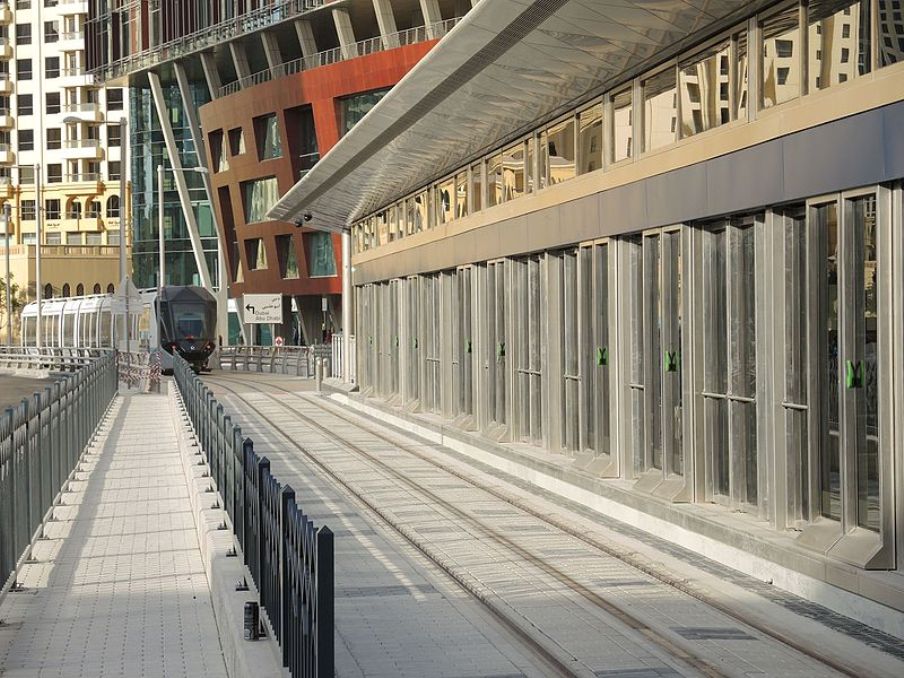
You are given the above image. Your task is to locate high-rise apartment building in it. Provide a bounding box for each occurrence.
[0,0,127,340]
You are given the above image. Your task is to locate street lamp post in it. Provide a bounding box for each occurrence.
[35,163,42,349]
[119,117,129,353]
[2,203,11,346]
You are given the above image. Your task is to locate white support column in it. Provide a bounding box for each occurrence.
[261,31,284,78]
[229,42,253,82]
[295,19,318,58]
[147,70,213,290]
[372,0,400,48]
[419,0,442,37]
[200,51,222,100]
[332,9,358,60]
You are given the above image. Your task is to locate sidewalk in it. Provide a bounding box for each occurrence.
[0,393,229,678]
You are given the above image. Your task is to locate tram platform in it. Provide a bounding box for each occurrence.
[0,391,236,678]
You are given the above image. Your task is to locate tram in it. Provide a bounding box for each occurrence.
[20,285,218,373]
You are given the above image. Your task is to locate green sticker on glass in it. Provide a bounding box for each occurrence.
[596,346,609,366]
[845,360,863,389]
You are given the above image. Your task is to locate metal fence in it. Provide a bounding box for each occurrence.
[173,355,333,678]
[0,351,117,600]
[0,347,105,373]
[211,345,331,378]
[329,334,357,383]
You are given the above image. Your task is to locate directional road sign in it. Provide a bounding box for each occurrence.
[242,294,283,324]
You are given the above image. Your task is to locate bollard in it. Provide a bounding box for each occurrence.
[315,358,323,391]
[323,358,331,381]
[244,600,260,640]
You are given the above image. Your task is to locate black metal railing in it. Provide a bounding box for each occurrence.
[173,354,333,678]
[0,351,117,599]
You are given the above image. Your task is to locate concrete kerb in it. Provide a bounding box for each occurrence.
[168,385,285,678]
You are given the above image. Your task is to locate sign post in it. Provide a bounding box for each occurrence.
[242,294,283,324]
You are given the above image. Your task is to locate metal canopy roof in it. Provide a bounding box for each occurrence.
[268,0,755,231]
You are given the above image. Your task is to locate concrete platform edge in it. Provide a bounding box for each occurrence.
[169,386,286,678]
[330,390,904,640]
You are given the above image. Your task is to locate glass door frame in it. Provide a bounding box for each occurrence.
[797,186,895,569]
[477,259,510,440]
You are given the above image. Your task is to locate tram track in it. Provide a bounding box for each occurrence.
[204,373,853,678]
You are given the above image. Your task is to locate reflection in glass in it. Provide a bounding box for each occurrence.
[706,228,729,495]
[502,143,524,202]
[679,40,731,138]
[854,195,879,531]
[610,89,632,163]
[595,244,610,455]
[487,153,503,207]
[455,171,468,219]
[470,162,483,213]
[242,176,279,223]
[878,0,904,66]
[578,103,603,173]
[816,202,841,520]
[414,191,428,232]
[437,178,454,224]
[735,29,749,120]
[307,231,336,277]
[626,238,646,474]
[735,223,757,504]
[643,68,677,151]
[340,88,390,135]
[543,116,576,186]
[644,235,662,470]
[663,231,683,476]
[808,0,870,92]
[761,4,801,109]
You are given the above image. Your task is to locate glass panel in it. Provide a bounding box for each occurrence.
[679,40,731,138]
[595,244,610,455]
[878,0,904,67]
[611,88,633,164]
[816,202,841,520]
[644,235,662,470]
[663,231,683,475]
[643,68,677,152]
[242,176,279,223]
[525,137,535,194]
[736,29,749,120]
[456,171,468,219]
[706,228,729,496]
[578,103,603,173]
[437,179,454,224]
[307,232,337,277]
[256,114,282,160]
[340,88,390,135]
[502,144,524,202]
[761,4,801,109]
[470,163,483,213]
[487,153,503,207]
[808,0,871,92]
[414,191,428,232]
[547,117,576,185]
[736,223,758,503]
[854,195,879,531]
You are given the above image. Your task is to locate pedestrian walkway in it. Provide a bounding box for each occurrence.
[0,393,228,678]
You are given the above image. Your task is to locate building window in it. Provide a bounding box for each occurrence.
[16,59,32,81]
[46,92,61,114]
[44,20,58,43]
[45,57,60,78]
[18,94,32,116]
[254,114,282,160]
[21,200,36,221]
[45,199,60,220]
[107,195,120,218]
[276,235,299,279]
[67,199,81,220]
[62,283,70,296]
[228,127,245,155]
[45,232,61,245]
[340,89,390,136]
[76,283,84,295]
[67,233,82,245]
[106,283,115,294]
[245,238,267,270]
[108,124,121,147]
[305,232,337,277]
[679,39,732,138]
[107,89,123,111]
[541,116,576,189]
[18,130,34,152]
[47,128,61,150]
[209,130,228,172]
[86,200,101,218]
[44,284,53,299]
[108,161,121,180]
[47,164,62,183]
[15,24,31,45]
[242,176,279,223]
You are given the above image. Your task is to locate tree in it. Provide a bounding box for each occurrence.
[0,273,26,342]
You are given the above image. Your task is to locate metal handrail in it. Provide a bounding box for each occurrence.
[0,351,117,601]
[173,353,333,677]
[220,17,463,96]
[211,344,330,377]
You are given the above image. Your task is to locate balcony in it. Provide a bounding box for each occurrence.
[0,142,13,165]
[0,74,12,96]
[63,173,103,192]
[62,101,102,122]
[0,37,11,59]
[0,4,10,26]
[58,68,97,88]
[0,108,12,128]
[58,0,89,15]
[61,138,103,160]
[59,30,85,51]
